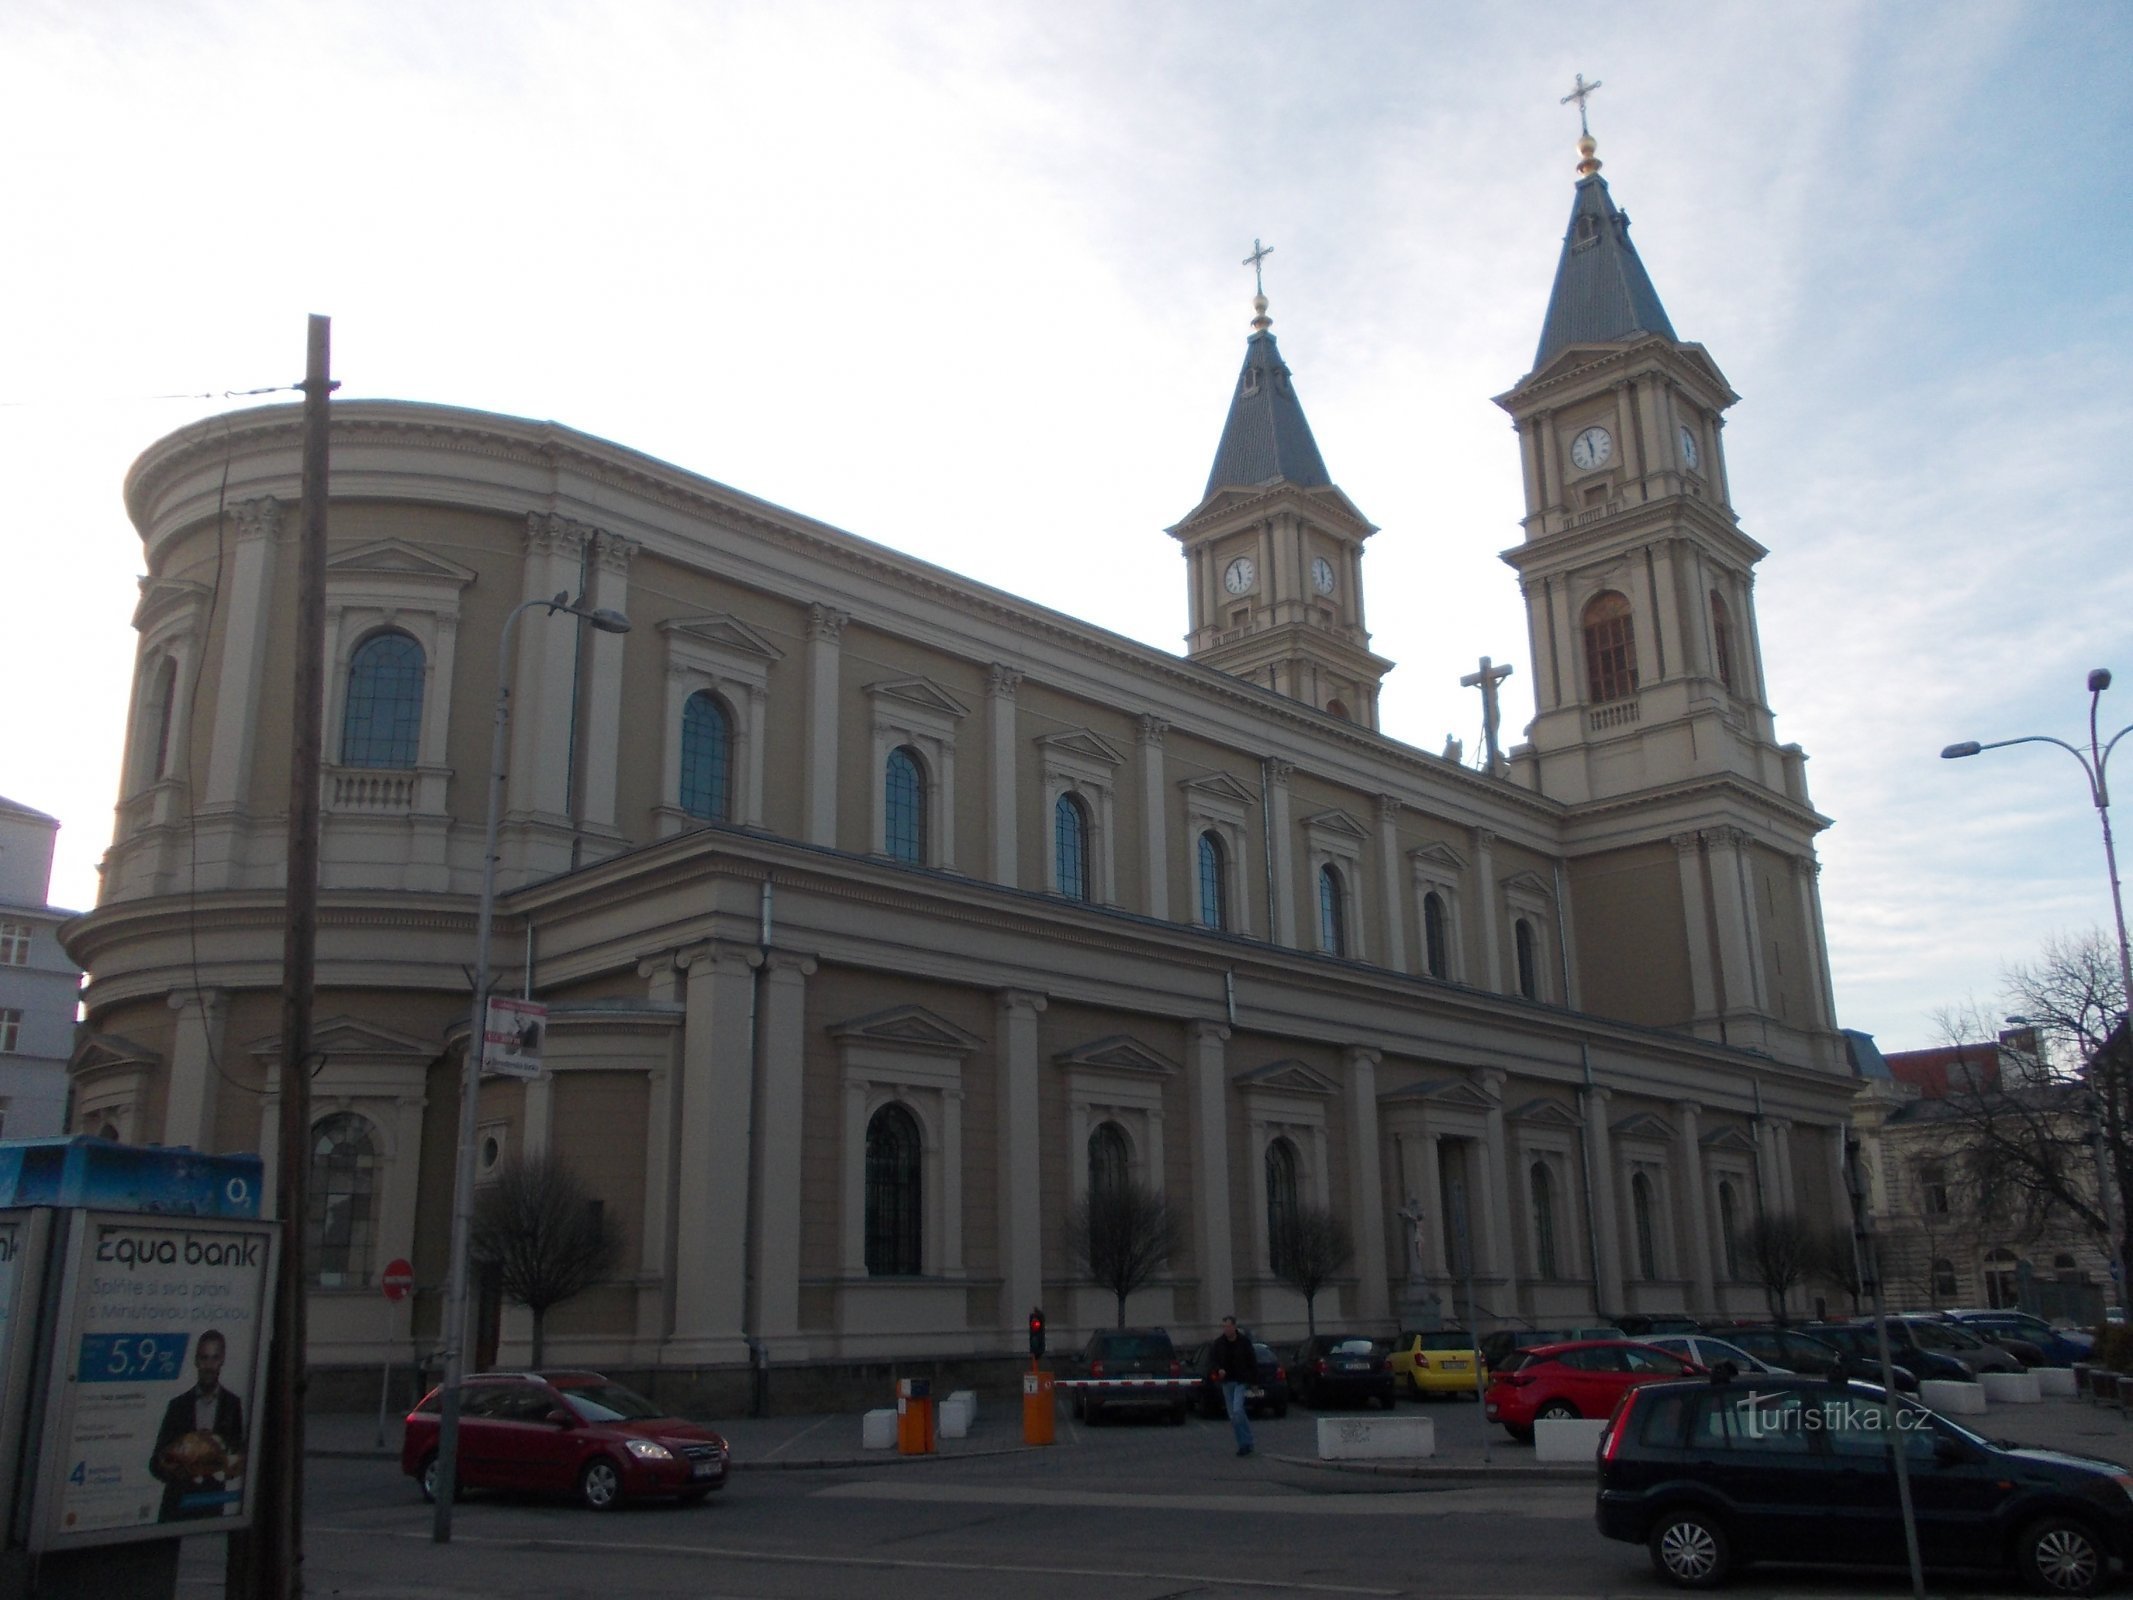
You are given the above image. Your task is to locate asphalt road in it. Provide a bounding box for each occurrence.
[171,1405,2086,1598]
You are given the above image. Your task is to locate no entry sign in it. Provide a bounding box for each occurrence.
[381,1259,414,1303]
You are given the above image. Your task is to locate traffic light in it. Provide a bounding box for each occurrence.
[1027,1306,1046,1358]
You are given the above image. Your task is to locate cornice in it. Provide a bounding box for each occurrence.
[1494,336,1737,416]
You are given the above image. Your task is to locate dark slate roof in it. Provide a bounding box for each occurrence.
[1531,173,1677,372]
[1842,1029,1892,1081]
[1203,328,1332,498]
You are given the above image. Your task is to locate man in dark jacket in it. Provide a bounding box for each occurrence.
[1207,1315,1260,1455]
[150,1329,245,1520]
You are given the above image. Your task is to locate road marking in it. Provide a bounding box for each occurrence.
[811,1480,1591,1517]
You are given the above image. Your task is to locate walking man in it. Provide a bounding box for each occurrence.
[1208,1315,1259,1456]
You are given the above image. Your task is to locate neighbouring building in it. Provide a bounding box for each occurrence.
[0,797,81,1138]
[65,129,1857,1397]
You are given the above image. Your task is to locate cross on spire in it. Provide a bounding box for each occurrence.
[1242,238,1274,297]
[1560,72,1603,137]
[1460,655,1515,773]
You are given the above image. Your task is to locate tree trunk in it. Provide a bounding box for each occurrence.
[531,1306,546,1369]
[1115,1293,1126,1328]
[1305,1291,1318,1338]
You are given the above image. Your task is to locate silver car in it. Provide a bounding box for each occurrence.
[1633,1332,1788,1375]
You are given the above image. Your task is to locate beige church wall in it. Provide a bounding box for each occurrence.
[1567,845,1695,1026]
[1282,769,1379,956]
[845,626,993,866]
[1745,841,1814,1030]
[1011,679,1148,902]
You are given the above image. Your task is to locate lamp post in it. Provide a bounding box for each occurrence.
[1943,667,2133,1308]
[432,590,629,1543]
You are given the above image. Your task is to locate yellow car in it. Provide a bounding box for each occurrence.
[1385,1329,1483,1399]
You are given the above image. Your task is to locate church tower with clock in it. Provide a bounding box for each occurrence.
[1168,271,1393,728]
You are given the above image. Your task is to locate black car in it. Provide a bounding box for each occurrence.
[1719,1324,1920,1392]
[1291,1334,1397,1409]
[1808,1319,1979,1383]
[1597,1373,2133,1593]
[1071,1328,1189,1423]
[1186,1338,1290,1419]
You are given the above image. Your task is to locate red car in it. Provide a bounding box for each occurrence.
[403,1371,729,1509]
[1483,1339,1696,1441]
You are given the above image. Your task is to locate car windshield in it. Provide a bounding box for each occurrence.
[1098,1336,1171,1362]
[1418,1332,1475,1351]
[559,1382,667,1422]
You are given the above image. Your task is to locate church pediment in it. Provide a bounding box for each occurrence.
[1234,1059,1338,1097]
[1053,1035,1179,1078]
[830,1004,984,1055]
[1612,1111,1676,1143]
[1180,771,1258,807]
[865,676,970,720]
[661,613,785,662]
[1700,1125,1760,1154]
[1380,1077,1499,1112]
[326,539,477,587]
[244,1015,439,1061]
[71,1031,160,1073]
[1511,1097,1583,1130]
[1300,808,1370,842]
[1500,870,1553,898]
[1036,728,1124,767]
[1409,840,1468,874]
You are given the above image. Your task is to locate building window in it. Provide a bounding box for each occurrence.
[1718,1180,1742,1280]
[1632,1171,1658,1280]
[679,691,732,821]
[0,922,28,966]
[1265,1137,1300,1276]
[885,746,927,864]
[1984,1248,2021,1310]
[1514,918,1539,999]
[1582,591,1638,705]
[1919,1162,1951,1218]
[1088,1121,1130,1201]
[1932,1257,1960,1300]
[1423,892,1448,979]
[1530,1162,1559,1278]
[1318,865,1347,957]
[148,654,179,780]
[864,1103,923,1276]
[1709,591,1736,693]
[1054,792,1091,901]
[338,630,425,768]
[308,1112,379,1287]
[0,1010,19,1053]
[1196,831,1228,930]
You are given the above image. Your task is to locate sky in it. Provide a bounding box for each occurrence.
[2,0,2127,1053]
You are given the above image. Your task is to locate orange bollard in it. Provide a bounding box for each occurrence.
[1022,1368,1055,1445]
[896,1377,935,1454]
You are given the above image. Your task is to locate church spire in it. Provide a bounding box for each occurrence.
[1529,125,1677,373]
[1202,247,1332,498]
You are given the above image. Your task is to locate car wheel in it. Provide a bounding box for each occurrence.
[578,1457,624,1511]
[417,1453,440,1504]
[2017,1516,2107,1596]
[1535,1399,1579,1421]
[1648,1507,1731,1589]
[1503,1423,1533,1443]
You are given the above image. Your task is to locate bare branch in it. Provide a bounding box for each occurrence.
[1066,1181,1184,1328]
[1270,1204,1353,1338]
[470,1152,624,1365]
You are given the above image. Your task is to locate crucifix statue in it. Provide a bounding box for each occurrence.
[1559,72,1603,136]
[1460,655,1514,774]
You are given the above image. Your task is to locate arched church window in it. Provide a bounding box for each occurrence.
[865,1103,922,1276]
[1325,698,1350,720]
[1632,1171,1658,1280]
[679,691,732,821]
[1514,918,1539,999]
[1054,792,1090,900]
[1709,591,1736,693]
[1423,892,1449,979]
[1581,591,1638,705]
[1530,1161,1559,1278]
[1088,1121,1129,1201]
[339,630,425,768]
[147,654,179,781]
[1265,1137,1300,1275]
[1318,865,1347,957]
[885,746,926,864]
[1932,1257,1960,1299]
[309,1112,380,1287]
[1196,831,1228,930]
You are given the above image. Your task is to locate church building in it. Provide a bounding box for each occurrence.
[65,129,1854,1390]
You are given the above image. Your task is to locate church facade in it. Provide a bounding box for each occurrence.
[66,134,1855,1381]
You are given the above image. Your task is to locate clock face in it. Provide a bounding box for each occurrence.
[1311,556,1336,595]
[1569,426,1613,472]
[1223,555,1256,595]
[1679,424,1700,471]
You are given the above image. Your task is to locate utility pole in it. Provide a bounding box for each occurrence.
[236,314,331,1599]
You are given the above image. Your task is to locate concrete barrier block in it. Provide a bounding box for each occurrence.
[939,1391,975,1438]
[1981,1371,2042,1404]
[1919,1378,1987,1415]
[1315,1414,1436,1460]
[950,1388,977,1427]
[862,1408,898,1449]
[1533,1417,1609,1462]
[2037,1367,2078,1398]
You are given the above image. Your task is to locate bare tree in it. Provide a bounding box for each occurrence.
[1271,1203,1353,1337]
[1067,1180,1184,1327]
[470,1152,623,1365]
[1740,1211,1814,1322]
[1810,1222,1866,1316]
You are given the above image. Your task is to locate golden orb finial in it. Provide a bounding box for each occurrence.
[1576,132,1603,178]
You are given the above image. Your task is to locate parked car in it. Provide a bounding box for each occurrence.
[1635,1334,1786,1376]
[1942,1309,2095,1367]
[1186,1338,1290,1418]
[1291,1334,1398,1409]
[1712,1324,1912,1390]
[1483,1339,1695,1442]
[1800,1320,1956,1386]
[1479,1325,1620,1374]
[402,1371,729,1509]
[1385,1328,1484,1399]
[1072,1328,1188,1423]
[1886,1315,2026,1376]
[1598,1372,2133,1593]
[1614,1313,1707,1336]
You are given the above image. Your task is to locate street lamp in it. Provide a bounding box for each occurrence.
[1944,667,2133,1306]
[433,591,629,1542]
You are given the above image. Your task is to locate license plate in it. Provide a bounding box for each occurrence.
[1342,1362,1368,1371]
[691,1462,716,1478]
[1246,1386,1264,1399]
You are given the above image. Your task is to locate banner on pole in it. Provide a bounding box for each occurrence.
[482,997,546,1080]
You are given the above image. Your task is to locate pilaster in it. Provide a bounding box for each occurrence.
[578,531,638,835]
[1675,1101,1715,1310]
[1374,797,1405,972]
[1343,1047,1387,1321]
[804,606,846,848]
[1266,761,1295,947]
[1138,716,1168,921]
[996,990,1047,1331]
[1582,1085,1623,1311]
[1477,1068,1511,1283]
[670,942,758,1361]
[987,666,1020,886]
[1472,830,1502,992]
[202,497,282,813]
[751,951,816,1353]
[162,989,226,1150]
[1672,833,1718,1020]
[1188,1021,1234,1318]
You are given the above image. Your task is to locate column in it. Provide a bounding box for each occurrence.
[162,990,225,1149]
[1583,1085,1623,1311]
[1672,834,1718,1020]
[1796,858,1840,1032]
[670,942,758,1361]
[1415,1131,1447,1280]
[636,954,682,1341]
[1188,1021,1234,1319]
[803,605,846,847]
[1472,830,1502,992]
[1826,1123,1851,1233]
[996,991,1047,1331]
[988,666,1020,886]
[507,515,592,833]
[1375,797,1406,972]
[1344,1047,1388,1322]
[1612,379,1643,483]
[577,531,638,835]
[1477,1069,1512,1282]
[1648,540,1685,685]
[1537,409,1563,514]
[1138,716,1169,921]
[751,951,815,1353]
[1675,1102,1715,1310]
[201,498,282,811]
[1266,760,1295,947]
